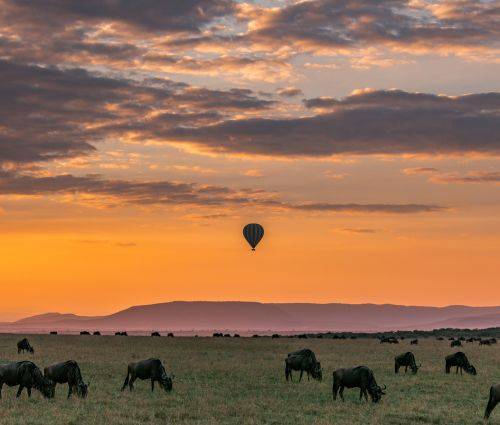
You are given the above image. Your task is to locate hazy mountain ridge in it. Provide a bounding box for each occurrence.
[1,301,499,333]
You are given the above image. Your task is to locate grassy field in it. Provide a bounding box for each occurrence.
[0,334,498,424]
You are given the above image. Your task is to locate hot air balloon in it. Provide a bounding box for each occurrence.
[243,223,264,251]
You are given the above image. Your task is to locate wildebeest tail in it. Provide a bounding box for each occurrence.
[484,386,495,419]
[121,371,130,391]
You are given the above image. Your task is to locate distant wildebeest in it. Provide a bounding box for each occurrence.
[332,366,386,403]
[0,361,55,399]
[437,337,444,341]
[489,338,497,344]
[93,331,101,336]
[121,358,174,393]
[410,339,418,345]
[213,333,223,337]
[233,334,240,338]
[459,337,465,341]
[466,337,474,343]
[485,384,500,420]
[167,333,174,338]
[17,338,34,354]
[115,331,128,336]
[449,337,455,341]
[80,331,90,335]
[350,336,357,340]
[480,340,492,346]
[285,349,322,382]
[44,360,88,398]
[298,334,308,339]
[395,352,421,374]
[380,337,398,344]
[272,334,281,339]
[151,332,161,337]
[451,340,462,347]
[223,333,231,338]
[445,352,477,375]
[50,331,57,335]
[252,334,260,338]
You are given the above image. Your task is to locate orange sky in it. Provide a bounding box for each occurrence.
[0,0,499,320]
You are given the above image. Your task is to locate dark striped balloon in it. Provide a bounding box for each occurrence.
[243,223,264,251]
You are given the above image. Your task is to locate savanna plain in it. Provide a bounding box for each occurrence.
[0,334,498,424]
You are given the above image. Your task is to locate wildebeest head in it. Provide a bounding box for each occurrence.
[311,362,322,381]
[40,377,56,398]
[159,373,174,392]
[77,381,89,398]
[368,384,386,403]
[411,363,422,374]
[466,364,477,375]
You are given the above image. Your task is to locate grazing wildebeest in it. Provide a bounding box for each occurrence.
[298,334,308,339]
[223,333,231,338]
[445,352,477,375]
[17,338,34,354]
[380,337,398,344]
[167,333,174,338]
[252,334,260,338]
[44,360,88,398]
[50,331,57,335]
[437,337,444,341]
[410,339,418,345]
[272,334,280,339]
[285,349,322,382]
[466,337,474,343]
[395,352,421,374]
[480,340,492,346]
[213,333,222,337]
[332,366,386,403]
[451,340,462,347]
[121,358,173,392]
[0,361,54,398]
[115,331,128,336]
[151,332,161,337]
[233,334,240,338]
[80,331,90,335]
[93,331,101,336]
[485,384,500,420]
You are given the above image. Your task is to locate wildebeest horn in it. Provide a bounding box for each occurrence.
[381,384,387,390]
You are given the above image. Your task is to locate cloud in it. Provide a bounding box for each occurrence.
[334,228,379,234]
[431,171,500,184]
[276,87,303,98]
[162,90,500,158]
[0,60,273,165]
[290,203,446,214]
[403,167,439,175]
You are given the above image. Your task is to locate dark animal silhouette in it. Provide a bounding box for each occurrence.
[380,337,398,344]
[50,331,57,335]
[395,352,421,374]
[0,361,54,398]
[17,338,34,354]
[285,349,322,382]
[167,333,174,338]
[437,337,444,341]
[410,339,418,345]
[93,331,101,336]
[80,331,90,335]
[151,332,161,337]
[115,331,128,336]
[213,333,223,337]
[485,384,500,420]
[272,334,280,339]
[466,338,474,343]
[451,340,462,347]
[121,358,173,392]
[233,334,240,338]
[445,352,476,375]
[44,360,88,398]
[480,340,492,346]
[490,338,497,344]
[224,334,231,338]
[332,366,386,403]
[252,334,260,338]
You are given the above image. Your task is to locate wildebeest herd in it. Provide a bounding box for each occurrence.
[1,335,498,421]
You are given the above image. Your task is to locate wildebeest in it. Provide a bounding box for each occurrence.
[50,331,57,335]
[445,352,477,375]
[437,337,444,341]
[121,358,174,392]
[466,337,474,343]
[380,337,398,344]
[451,340,462,347]
[410,339,418,345]
[332,366,386,403]
[17,338,34,354]
[223,333,231,338]
[298,334,308,339]
[80,331,90,335]
[272,334,281,339]
[233,334,240,338]
[115,331,128,336]
[93,331,101,336]
[285,349,322,382]
[44,360,88,398]
[485,384,500,420]
[0,361,55,398]
[151,332,161,337]
[252,334,260,338]
[395,352,421,374]
[167,332,174,338]
[480,340,492,346]
[213,332,223,337]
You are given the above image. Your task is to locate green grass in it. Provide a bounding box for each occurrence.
[0,335,498,424]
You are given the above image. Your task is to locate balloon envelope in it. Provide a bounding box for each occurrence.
[243,223,264,251]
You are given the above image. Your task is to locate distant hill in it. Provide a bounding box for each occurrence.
[0,301,498,334]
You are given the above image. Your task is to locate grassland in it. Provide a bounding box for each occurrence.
[0,334,498,424]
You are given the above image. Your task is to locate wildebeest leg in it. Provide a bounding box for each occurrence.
[151,379,155,392]
[27,387,31,398]
[332,383,338,401]
[68,384,73,399]
[16,385,24,398]
[307,371,310,381]
[405,366,408,373]
[339,386,344,401]
[129,374,136,391]
[299,370,303,382]
[0,382,3,398]
[359,389,363,401]
[121,372,130,391]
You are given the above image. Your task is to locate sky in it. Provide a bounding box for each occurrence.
[0,0,499,320]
